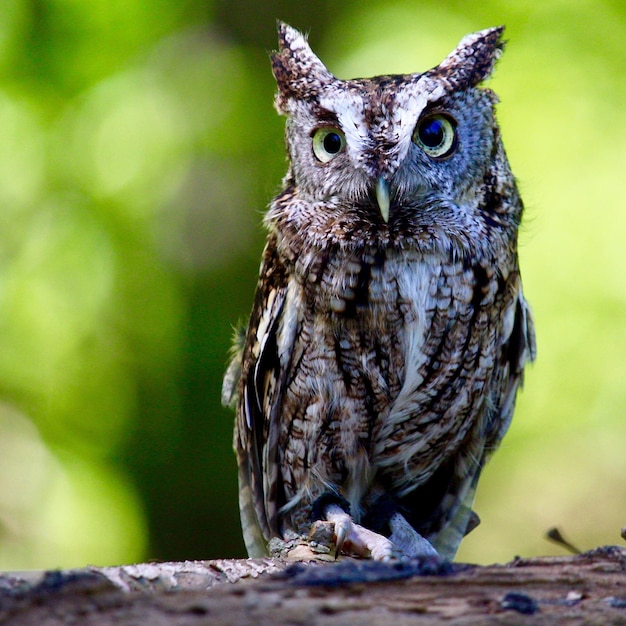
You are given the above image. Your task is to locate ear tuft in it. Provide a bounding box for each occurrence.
[271,21,335,112]
[430,26,506,88]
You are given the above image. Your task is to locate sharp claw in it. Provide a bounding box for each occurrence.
[334,520,348,556]
[323,503,351,557]
[335,525,350,559]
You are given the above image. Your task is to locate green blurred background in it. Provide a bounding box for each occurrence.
[0,0,624,569]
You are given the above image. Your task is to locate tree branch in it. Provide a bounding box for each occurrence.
[1,547,625,624]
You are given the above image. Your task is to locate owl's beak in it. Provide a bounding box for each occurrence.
[375,177,391,223]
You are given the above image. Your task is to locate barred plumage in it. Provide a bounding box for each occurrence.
[222,22,535,560]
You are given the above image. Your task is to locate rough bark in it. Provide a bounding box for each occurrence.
[0,547,625,625]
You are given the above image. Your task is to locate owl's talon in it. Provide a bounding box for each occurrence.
[322,503,351,555]
[333,518,350,556]
[323,503,397,560]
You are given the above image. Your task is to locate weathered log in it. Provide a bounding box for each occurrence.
[0,547,624,625]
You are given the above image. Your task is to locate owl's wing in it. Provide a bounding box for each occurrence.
[487,286,536,448]
[432,285,536,559]
[224,235,297,557]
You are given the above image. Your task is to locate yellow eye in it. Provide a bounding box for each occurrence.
[312,127,346,163]
[413,113,457,158]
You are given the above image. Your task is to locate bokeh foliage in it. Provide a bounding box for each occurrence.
[0,0,623,568]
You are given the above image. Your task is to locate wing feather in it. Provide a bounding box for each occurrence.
[225,235,297,556]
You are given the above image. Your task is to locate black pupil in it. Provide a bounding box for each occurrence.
[419,118,446,148]
[323,132,342,154]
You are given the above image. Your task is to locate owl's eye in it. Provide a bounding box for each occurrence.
[312,127,346,163]
[413,113,457,159]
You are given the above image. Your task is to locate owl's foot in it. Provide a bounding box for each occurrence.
[387,511,439,558]
[313,492,439,560]
[323,503,397,560]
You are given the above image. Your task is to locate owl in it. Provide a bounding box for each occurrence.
[222,22,535,561]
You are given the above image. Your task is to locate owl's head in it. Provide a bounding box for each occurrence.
[270,23,520,251]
